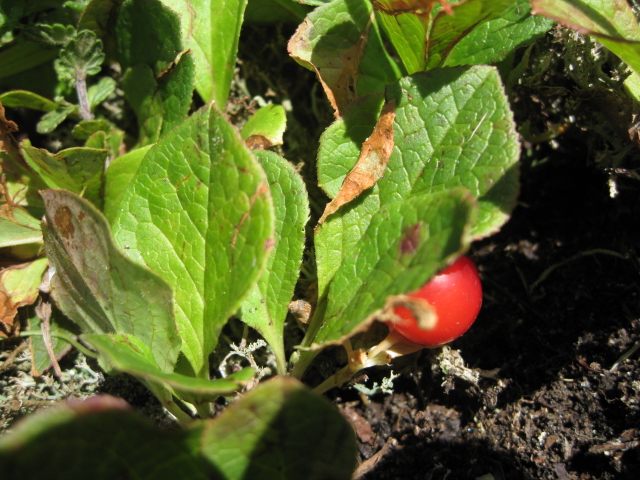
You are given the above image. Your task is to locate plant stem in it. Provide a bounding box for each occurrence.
[290,347,321,380]
[75,70,93,121]
[19,330,97,358]
[312,363,355,395]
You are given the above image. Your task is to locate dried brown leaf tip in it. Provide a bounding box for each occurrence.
[318,100,396,226]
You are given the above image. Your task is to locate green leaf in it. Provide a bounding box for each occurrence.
[87,76,116,108]
[239,151,309,374]
[111,104,275,377]
[424,0,515,69]
[197,377,356,480]
[313,189,476,346]
[315,66,520,296]
[85,334,253,403]
[55,30,105,83]
[444,0,554,67]
[374,0,516,72]
[27,307,75,376]
[104,145,153,222]
[0,205,42,247]
[36,103,77,134]
[374,2,427,74]
[531,0,640,77]
[78,0,121,40]
[0,379,356,480]
[0,90,58,112]
[245,0,310,24]
[158,0,249,106]
[116,0,195,146]
[317,93,385,198]
[240,104,287,147]
[32,23,76,46]
[0,41,59,80]
[71,119,111,140]
[288,0,401,115]
[382,67,520,237]
[41,190,181,373]
[21,145,106,206]
[0,396,215,480]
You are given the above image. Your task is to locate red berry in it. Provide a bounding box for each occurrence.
[391,256,482,347]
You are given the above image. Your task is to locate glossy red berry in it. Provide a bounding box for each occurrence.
[391,256,482,347]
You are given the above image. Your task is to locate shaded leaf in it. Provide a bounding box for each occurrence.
[36,103,77,134]
[27,307,75,376]
[116,0,195,146]
[55,30,105,83]
[197,377,357,480]
[0,380,356,480]
[31,23,76,46]
[158,0,249,106]
[22,145,106,206]
[41,190,181,372]
[87,76,116,108]
[0,104,47,211]
[288,0,401,116]
[72,119,112,140]
[0,90,58,112]
[0,395,216,480]
[245,0,310,24]
[0,41,59,81]
[85,334,253,403]
[111,104,275,377]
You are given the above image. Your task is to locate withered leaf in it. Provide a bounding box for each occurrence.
[0,102,23,167]
[288,13,373,117]
[318,100,395,225]
[0,258,49,337]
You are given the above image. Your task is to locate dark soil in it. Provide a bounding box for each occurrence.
[341,154,640,480]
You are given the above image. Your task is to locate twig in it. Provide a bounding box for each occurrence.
[0,342,29,372]
[610,341,640,371]
[352,437,397,480]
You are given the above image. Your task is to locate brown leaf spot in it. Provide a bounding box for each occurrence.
[318,100,395,225]
[54,206,75,240]
[245,135,272,150]
[264,237,275,250]
[400,222,424,254]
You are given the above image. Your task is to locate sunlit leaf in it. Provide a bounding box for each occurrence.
[111,104,275,377]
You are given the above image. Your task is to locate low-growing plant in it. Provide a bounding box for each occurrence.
[1,0,637,478]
